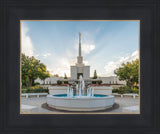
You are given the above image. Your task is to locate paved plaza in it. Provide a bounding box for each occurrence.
[21,96,139,114]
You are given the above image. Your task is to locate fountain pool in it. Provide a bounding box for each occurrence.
[47,75,115,111]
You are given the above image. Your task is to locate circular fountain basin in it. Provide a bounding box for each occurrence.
[47,94,115,111]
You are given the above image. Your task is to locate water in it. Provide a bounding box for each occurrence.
[53,94,108,98]
[66,75,95,98]
[61,75,111,98]
[67,87,73,97]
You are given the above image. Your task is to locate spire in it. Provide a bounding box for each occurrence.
[77,32,83,65]
[79,32,81,56]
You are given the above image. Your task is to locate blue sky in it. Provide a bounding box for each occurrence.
[21,21,139,77]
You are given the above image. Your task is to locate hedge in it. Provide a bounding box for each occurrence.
[21,86,49,93]
[112,86,139,94]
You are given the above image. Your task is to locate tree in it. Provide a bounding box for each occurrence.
[114,59,139,89]
[21,53,50,87]
[64,73,67,79]
[53,74,59,77]
[93,70,98,79]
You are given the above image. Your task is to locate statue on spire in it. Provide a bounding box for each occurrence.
[79,32,81,38]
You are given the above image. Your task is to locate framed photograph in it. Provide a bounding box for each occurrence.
[20,20,140,114]
[0,0,160,134]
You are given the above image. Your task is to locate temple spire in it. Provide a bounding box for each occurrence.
[77,32,83,65]
[79,32,81,56]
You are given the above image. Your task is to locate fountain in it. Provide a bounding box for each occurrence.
[66,75,95,98]
[47,75,115,111]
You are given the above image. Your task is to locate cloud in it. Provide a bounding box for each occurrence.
[43,52,51,58]
[45,32,94,76]
[83,60,89,65]
[21,24,34,57]
[104,50,139,76]
[47,57,74,77]
[74,43,95,55]
[46,56,90,77]
[74,32,95,55]
[81,44,95,54]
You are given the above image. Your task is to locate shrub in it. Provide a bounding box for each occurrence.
[118,89,125,94]
[64,81,68,84]
[90,84,110,86]
[112,86,139,94]
[21,85,49,93]
[57,80,62,85]
[52,84,68,86]
[97,80,102,85]
[21,88,48,93]
[21,88,28,93]
[133,86,139,94]
[34,82,40,85]
[112,88,119,93]
[92,81,96,84]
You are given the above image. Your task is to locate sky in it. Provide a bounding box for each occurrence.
[21,21,139,77]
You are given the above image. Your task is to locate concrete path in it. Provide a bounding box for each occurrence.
[21,96,139,114]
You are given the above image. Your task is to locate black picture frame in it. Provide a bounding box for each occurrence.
[0,0,160,133]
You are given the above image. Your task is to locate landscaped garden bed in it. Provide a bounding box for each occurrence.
[112,86,139,94]
[21,85,49,93]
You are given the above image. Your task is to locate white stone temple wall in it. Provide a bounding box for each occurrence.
[70,66,77,79]
[98,76,126,85]
[83,66,90,79]
[77,67,83,73]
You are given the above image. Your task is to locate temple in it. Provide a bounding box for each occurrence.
[35,33,126,85]
[70,33,90,80]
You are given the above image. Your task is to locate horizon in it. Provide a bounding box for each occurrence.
[21,20,139,77]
